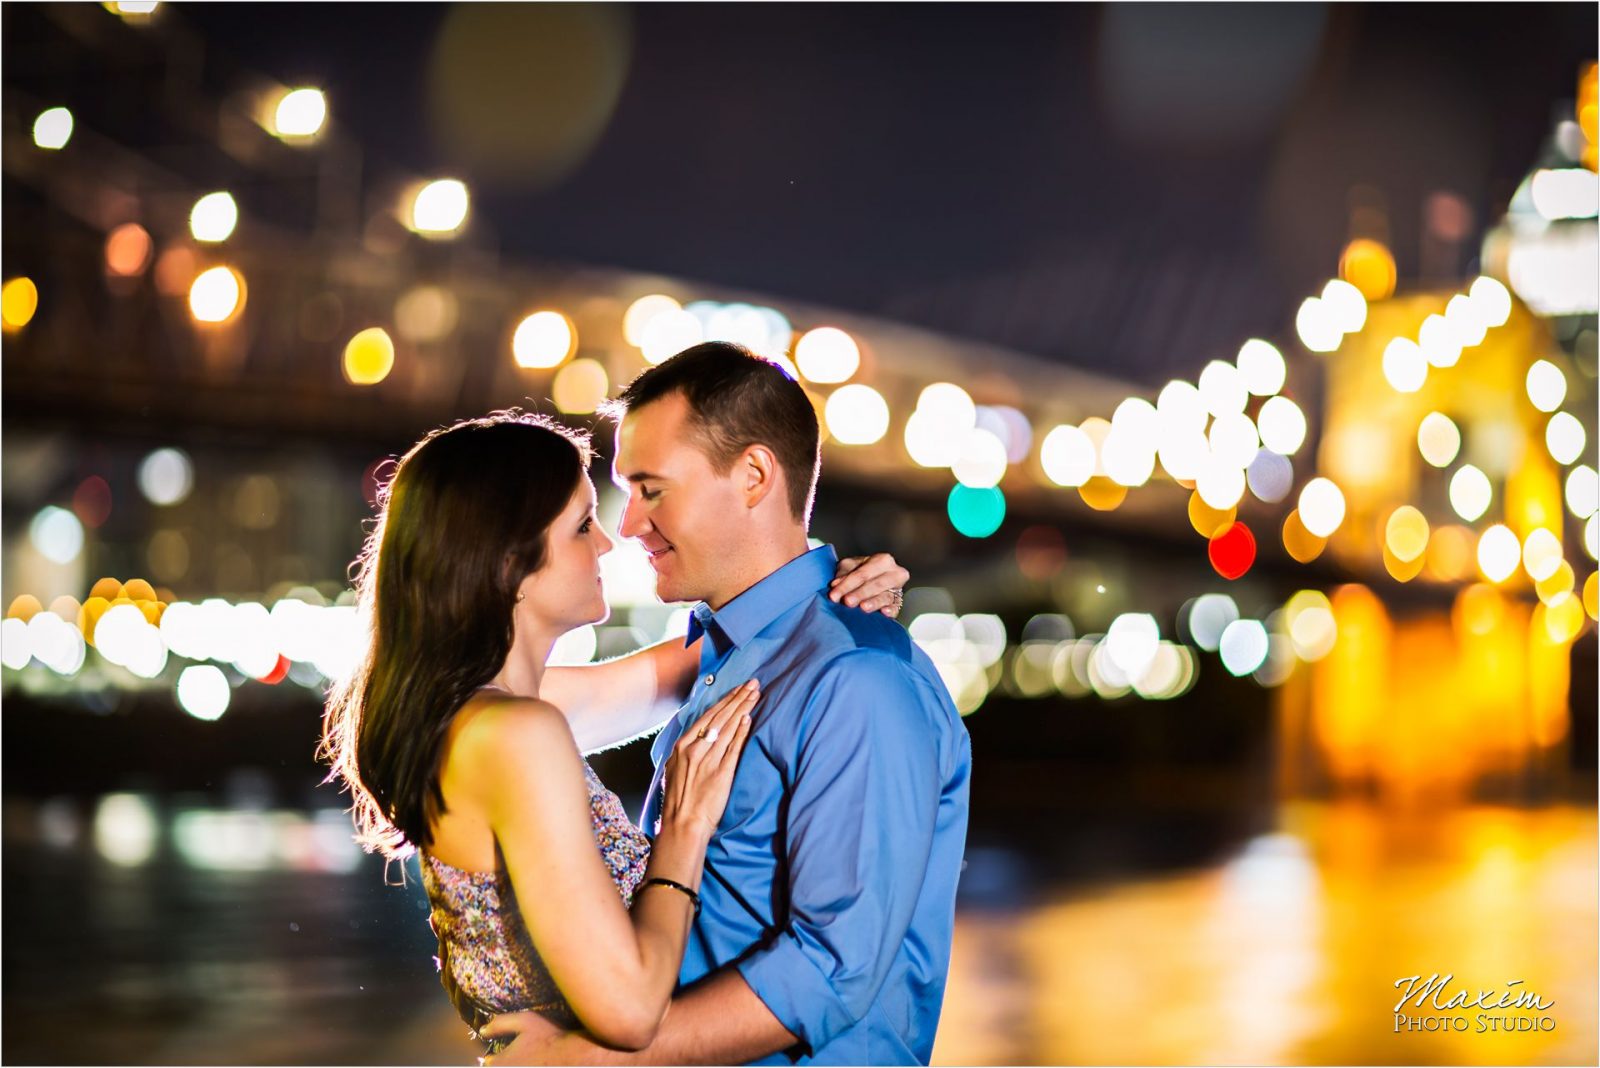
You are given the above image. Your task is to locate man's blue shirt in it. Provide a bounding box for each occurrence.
[642,545,972,1066]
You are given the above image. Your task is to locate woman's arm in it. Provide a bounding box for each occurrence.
[543,638,701,754]
[544,552,910,753]
[463,691,754,1050]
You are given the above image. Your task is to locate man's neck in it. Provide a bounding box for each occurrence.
[704,529,814,611]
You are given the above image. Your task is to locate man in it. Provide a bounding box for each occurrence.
[486,341,971,1065]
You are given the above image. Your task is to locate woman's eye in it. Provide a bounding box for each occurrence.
[641,488,661,502]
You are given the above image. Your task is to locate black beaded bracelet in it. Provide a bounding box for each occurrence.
[639,876,701,915]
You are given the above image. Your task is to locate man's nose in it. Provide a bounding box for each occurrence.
[617,494,649,540]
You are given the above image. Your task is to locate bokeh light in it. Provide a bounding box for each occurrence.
[32,106,73,150]
[1525,359,1568,413]
[1339,238,1396,300]
[139,448,194,506]
[1282,509,1327,563]
[794,327,860,384]
[1039,424,1096,487]
[1449,464,1492,522]
[2,277,39,330]
[512,310,576,369]
[188,266,244,324]
[1195,455,1246,510]
[1476,524,1521,583]
[947,485,1005,538]
[823,384,889,446]
[1246,450,1294,503]
[1198,360,1248,416]
[1565,464,1597,519]
[1235,339,1286,396]
[1545,411,1586,465]
[1297,477,1346,537]
[1206,411,1260,470]
[639,308,703,365]
[1207,521,1256,580]
[1381,337,1427,392]
[1417,314,1463,368]
[1256,395,1306,456]
[1417,412,1461,467]
[1320,279,1368,334]
[1384,506,1430,562]
[189,192,238,243]
[342,327,395,386]
[30,506,84,565]
[552,358,610,415]
[104,223,153,277]
[1468,275,1514,327]
[1218,619,1269,676]
[272,88,327,139]
[1521,528,1564,582]
[951,427,1008,487]
[623,294,680,347]
[176,664,231,721]
[408,179,470,234]
[1294,297,1341,352]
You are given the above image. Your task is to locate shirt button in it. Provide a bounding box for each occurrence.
[704,673,716,686]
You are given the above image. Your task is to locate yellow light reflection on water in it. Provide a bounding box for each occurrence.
[932,804,1595,1066]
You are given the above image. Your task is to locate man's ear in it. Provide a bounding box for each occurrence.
[739,444,783,510]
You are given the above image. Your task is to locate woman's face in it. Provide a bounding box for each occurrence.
[516,474,615,634]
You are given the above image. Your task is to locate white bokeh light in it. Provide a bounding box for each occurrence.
[1449,465,1493,523]
[823,385,889,446]
[1297,478,1346,538]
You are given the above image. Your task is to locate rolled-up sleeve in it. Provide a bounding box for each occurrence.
[736,649,944,1054]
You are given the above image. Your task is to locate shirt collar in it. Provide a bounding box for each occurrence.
[684,544,839,651]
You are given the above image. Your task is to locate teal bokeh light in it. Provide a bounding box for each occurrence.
[947,484,1006,538]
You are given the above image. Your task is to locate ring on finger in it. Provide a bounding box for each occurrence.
[702,726,720,744]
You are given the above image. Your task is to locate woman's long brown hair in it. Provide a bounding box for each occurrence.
[319,410,592,859]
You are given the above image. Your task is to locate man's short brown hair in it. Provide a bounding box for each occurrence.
[599,341,821,524]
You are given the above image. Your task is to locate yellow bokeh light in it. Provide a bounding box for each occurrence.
[1282,509,1327,563]
[512,310,576,369]
[343,327,395,385]
[1583,571,1598,620]
[1452,583,1503,638]
[1077,476,1127,511]
[1537,592,1586,644]
[622,294,680,347]
[1338,238,1396,301]
[1535,560,1575,605]
[1383,505,1430,562]
[1186,492,1235,538]
[6,594,43,621]
[1381,541,1425,582]
[1424,524,1473,581]
[1520,527,1564,582]
[1284,589,1337,661]
[2,277,40,330]
[187,266,244,324]
[552,358,609,414]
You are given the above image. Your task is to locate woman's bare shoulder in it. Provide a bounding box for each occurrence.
[449,693,579,779]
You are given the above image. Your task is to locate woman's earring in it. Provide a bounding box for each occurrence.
[515,592,525,603]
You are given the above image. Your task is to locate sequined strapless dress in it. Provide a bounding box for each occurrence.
[420,758,651,1051]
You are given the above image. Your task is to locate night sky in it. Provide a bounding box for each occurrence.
[66,4,1600,380]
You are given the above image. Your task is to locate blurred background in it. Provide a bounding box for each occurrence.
[3,3,1596,1064]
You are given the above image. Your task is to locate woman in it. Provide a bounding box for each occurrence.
[319,410,908,1055]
